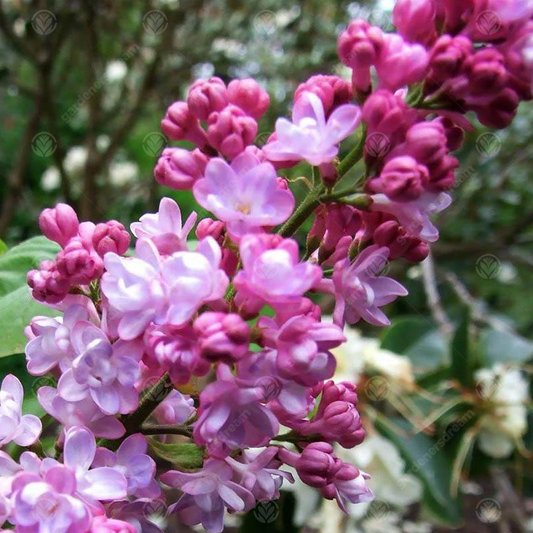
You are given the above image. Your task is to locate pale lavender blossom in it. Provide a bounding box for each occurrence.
[193,151,295,240]
[331,245,408,327]
[0,375,42,447]
[263,91,361,166]
[57,322,142,415]
[162,459,255,533]
[130,197,197,255]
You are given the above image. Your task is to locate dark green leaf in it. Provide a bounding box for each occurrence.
[381,317,448,371]
[148,439,204,469]
[450,309,474,387]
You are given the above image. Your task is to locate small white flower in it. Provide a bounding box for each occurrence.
[105,60,128,82]
[64,146,88,175]
[41,167,61,191]
[109,161,139,186]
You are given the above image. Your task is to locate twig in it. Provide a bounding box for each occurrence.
[141,424,193,438]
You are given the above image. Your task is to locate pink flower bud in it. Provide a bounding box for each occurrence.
[405,121,448,165]
[338,20,384,92]
[92,220,130,257]
[464,48,509,98]
[294,75,353,116]
[194,312,250,364]
[207,104,258,159]
[56,238,104,284]
[470,87,519,129]
[90,516,137,533]
[27,260,70,304]
[227,78,270,119]
[187,77,228,120]
[370,156,429,201]
[427,35,473,90]
[195,218,225,242]
[161,101,208,147]
[39,203,79,248]
[393,0,437,46]
[154,147,208,191]
[404,240,430,262]
[434,116,465,152]
[321,401,365,448]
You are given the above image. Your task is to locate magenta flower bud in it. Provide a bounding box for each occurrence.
[393,0,437,46]
[194,312,250,364]
[434,116,465,152]
[187,77,228,121]
[227,78,270,120]
[465,48,509,98]
[427,35,473,89]
[90,516,137,533]
[471,87,519,129]
[404,239,430,263]
[320,380,358,406]
[56,237,104,284]
[161,101,208,147]
[370,156,429,201]
[405,121,448,165]
[27,260,70,304]
[373,220,428,262]
[338,20,384,92]
[320,461,372,507]
[92,220,130,257]
[322,401,365,448]
[154,147,208,191]
[294,75,353,116]
[207,104,258,159]
[39,203,80,248]
[195,217,225,242]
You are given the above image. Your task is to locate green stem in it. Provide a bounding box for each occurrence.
[122,373,173,434]
[141,424,193,438]
[277,183,325,237]
[272,431,321,443]
[336,123,367,178]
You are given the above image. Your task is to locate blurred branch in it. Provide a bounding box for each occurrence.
[0,6,37,63]
[491,466,529,533]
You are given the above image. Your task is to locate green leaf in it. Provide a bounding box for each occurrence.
[480,329,533,366]
[0,237,61,358]
[376,417,463,527]
[450,309,474,387]
[381,317,448,371]
[148,439,204,469]
[0,238,7,255]
[0,237,59,296]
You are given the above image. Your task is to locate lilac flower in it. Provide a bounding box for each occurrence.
[93,434,160,498]
[38,387,125,439]
[321,463,374,512]
[332,245,408,327]
[371,191,452,242]
[130,197,197,255]
[263,91,361,166]
[193,151,295,240]
[259,314,344,387]
[102,238,229,340]
[25,304,91,376]
[0,375,42,447]
[90,516,137,533]
[106,500,165,533]
[225,447,294,501]
[11,466,92,533]
[234,234,322,313]
[193,364,279,457]
[153,390,195,426]
[162,458,256,533]
[57,322,142,415]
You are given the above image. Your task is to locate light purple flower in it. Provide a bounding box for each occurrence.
[332,245,408,327]
[225,447,294,501]
[162,458,256,533]
[93,434,159,498]
[193,364,279,457]
[321,463,374,512]
[234,234,322,313]
[371,191,452,242]
[130,197,197,255]
[38,387,125,439]
[0,375,42,447]
[102,237,228,340]
[90,515,137,533]
[193,151,295,240]
[153,390,195,426]
[263,91,361,166]
[25,304,91,376]
[57,322,142,415]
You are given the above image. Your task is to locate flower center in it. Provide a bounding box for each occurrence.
[236,203,251,215]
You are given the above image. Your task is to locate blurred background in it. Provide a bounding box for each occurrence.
[1,0,533,532]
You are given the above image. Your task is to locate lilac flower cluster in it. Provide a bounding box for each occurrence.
[3,1,533,532]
